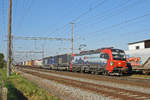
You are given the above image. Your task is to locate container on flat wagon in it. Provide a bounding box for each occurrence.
[21,61,26,65]
[43,57,54,65]
[54,54,71,66]
[25,60,32,66]
[31,60,35,66]
[125,48,150,67]
[23,61,26,65]
[34,59,42,66]
[42,57,54,69]
[29,61,32,66]
[25,61,28,66]
[49,57,54,65]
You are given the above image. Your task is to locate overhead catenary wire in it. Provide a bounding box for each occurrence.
[94,26,150,44]
[50,0,107,35]
[12,0,18,31]
[108,18,150,37]
[10,1,150,62]
[85,11,150,35]
[52,25,71,35]
[51,0,144,44]
[12,0,104,61]
[51,0,138,40]
[14,50,43,61]
[72,0,107,22]
[76,0,131,24]
[76,0,143,31]
[12,36,72,41]
[16,0,34,30]
[48,0,81,34]
[74,10,150,50]
[14,51,43,53]
[48,0,107,54]
[49,24,71,35]
[74,0,148,48]
[12,35,72,60]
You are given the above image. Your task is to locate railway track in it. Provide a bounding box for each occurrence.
[16,67,150,100]
[18,66,150,87]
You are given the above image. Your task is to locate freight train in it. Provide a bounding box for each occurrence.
[42,47,132,75]
[20,59,42,67]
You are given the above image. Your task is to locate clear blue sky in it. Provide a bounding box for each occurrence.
[0,0,150,61]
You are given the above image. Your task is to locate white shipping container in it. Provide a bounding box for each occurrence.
[34,60,42,66]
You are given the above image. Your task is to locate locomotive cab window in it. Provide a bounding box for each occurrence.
[100,53,109,59]
[100,54,104,58]
[104,54,109,59]
[111,49,126,60]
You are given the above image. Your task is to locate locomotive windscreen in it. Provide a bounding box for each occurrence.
[111,49,126,61]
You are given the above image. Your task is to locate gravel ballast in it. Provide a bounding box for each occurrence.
[18,70,112,100]
[23,68,150,94]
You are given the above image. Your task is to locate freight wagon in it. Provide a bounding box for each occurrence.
[42,56,54,69]
[42,54,71,70]
[125,48,150,74]
[34,59,43,66]
[25,60,32,66]
[125,39,150,74]
[53,54,71,70]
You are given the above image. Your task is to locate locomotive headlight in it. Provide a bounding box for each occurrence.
[110,61,113,66]
[125,63,127,67]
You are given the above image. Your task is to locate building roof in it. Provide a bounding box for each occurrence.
[128,39,150,45]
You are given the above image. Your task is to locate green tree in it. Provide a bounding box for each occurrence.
[0,53,4,68]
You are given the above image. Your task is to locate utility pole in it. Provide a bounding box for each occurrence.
[69,22,74,71]
[70,22,74,55]
[7,0,12,76]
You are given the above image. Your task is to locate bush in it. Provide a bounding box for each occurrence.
[0,53,5,68]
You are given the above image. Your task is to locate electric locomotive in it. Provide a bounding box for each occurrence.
[71,47,132,75]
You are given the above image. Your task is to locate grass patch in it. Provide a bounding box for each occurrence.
[0,68,58,100]
[131,74,150,79]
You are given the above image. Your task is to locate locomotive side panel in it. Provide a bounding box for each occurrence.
[72,53,108,73]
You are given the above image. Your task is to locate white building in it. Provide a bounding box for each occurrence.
[125,39,150,65]
[128,39,150,50]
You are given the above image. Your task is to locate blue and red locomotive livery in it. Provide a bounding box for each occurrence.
[71,48,131,75]
[42,47,132,75]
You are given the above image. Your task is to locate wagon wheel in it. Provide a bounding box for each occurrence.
[103,71,109,76]
[95,71,99,75]
[91,71,95,74]
[143,70,149,75]
[80,69,84,73]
